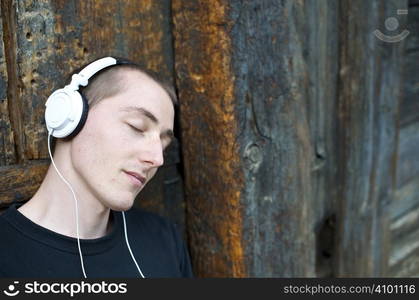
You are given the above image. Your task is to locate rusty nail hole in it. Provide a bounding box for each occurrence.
[83,47,88,54]
[31,79,36,84]
[26,32,32,40]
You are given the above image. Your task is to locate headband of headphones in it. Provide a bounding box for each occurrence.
[66,56,118,90]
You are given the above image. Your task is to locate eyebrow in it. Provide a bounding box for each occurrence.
[121,106,175,142]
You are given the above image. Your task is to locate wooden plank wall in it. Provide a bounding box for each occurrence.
[0,0,418,277]
[173,0,413,277]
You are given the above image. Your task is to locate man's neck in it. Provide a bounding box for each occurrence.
[18,164,113,239]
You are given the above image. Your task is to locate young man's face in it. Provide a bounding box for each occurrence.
[69,70,175,211]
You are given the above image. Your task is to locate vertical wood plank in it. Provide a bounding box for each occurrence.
[400,6,419,127]
[302,0,340,277]
[0,0,20,165]
[335,0,407,276]
[173,0,247,277]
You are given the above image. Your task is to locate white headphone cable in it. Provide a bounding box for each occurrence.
[48,131,88,279]
[122,211,145,278]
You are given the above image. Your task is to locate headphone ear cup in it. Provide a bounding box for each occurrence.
[45,89,87,138]
[65,92,89,139]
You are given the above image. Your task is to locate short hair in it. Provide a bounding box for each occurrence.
[78,57,178,107]
[50,57,177,150]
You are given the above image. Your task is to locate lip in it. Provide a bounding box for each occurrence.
[124,171,146,186]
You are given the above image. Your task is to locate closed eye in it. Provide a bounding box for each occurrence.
[128,124,145,133]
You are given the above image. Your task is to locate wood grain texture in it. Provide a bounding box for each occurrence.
[300,0,340,277]
[396,122,419,188]
[400,6,419,127]
[0,160,49,207]
[232,0,315,278]
[173,0,315,277]
[0,2,17,166]
[173,0,246,277]
[335,0,407,277]
[390,202,419,240]
[389,1,419,277]
[389,247,419,277]
[389,224,419,275]
[392,176,419,221]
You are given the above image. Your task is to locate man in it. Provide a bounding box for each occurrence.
[0,57,193,278]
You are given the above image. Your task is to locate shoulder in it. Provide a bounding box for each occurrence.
[123,207,194,277]
[122,206,187,260]
[124,206,173,226]
[0,207,19,237]
[122,206,180,238]
[0,208,25,269]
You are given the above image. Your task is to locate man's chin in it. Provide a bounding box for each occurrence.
[104,198,135,212]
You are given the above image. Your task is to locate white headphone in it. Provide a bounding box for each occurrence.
[44,57,146,278]
[45,57,117,138]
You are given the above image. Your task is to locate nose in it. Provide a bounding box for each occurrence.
[138,137,164,168]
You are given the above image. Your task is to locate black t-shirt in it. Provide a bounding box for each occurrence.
[0,203,193,278]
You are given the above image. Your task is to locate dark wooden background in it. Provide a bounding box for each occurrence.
[0,0,418,277]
